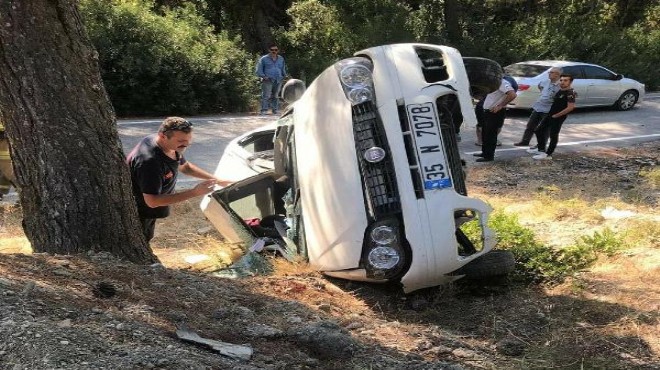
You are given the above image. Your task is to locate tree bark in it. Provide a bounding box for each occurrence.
[444,0,462,45]
[0,0,157,264]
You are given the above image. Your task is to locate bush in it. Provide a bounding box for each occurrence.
[79,0,255,116]
[474,212,609,284]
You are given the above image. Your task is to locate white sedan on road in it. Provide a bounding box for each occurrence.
[505,61,645,111]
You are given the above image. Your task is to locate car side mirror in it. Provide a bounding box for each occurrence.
[614,74,623,81]
[281,79,306,104]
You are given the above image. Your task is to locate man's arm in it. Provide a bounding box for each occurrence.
[255,57,265,78]
[143,179,218,208]
[180,161,232,187]
[490,90,517,113]
[551,102,575,118]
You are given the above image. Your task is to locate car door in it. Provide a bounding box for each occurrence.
[202,171,282,245]
[582,65,622,106]
[561,65,588,106]
[216,125,276,182]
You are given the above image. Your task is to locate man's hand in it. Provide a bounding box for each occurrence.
[192,179,220,196]
[215,178,233,188]
[490,104,503,113]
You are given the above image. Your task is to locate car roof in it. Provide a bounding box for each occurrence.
[511,60,598,68]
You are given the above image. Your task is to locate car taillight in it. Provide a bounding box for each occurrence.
[518,84,530,91]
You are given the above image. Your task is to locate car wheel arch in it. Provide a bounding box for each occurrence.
[614,89,639,111]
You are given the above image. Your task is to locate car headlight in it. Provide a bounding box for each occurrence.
[368,246,400,269]
[371,225,396,244]
[340,64,372,88]
[335,57,375,105]
[363,219,408,279]
[348,87,373,104]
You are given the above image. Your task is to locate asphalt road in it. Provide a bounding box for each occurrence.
[118,93,660,185]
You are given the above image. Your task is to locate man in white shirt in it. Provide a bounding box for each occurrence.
[473,78,517,162]
[514,67,562,147]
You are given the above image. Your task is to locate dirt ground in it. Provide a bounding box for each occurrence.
[0,142,658,370]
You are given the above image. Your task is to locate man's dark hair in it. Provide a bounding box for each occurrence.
[159,116,193,138]
[560,74,574,82]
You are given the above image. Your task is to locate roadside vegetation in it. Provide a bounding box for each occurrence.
[77,0,659,116]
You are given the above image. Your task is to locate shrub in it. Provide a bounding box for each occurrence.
[79,0,255,116]
[473,212,607,284]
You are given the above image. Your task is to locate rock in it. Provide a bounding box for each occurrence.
[345,321,363,330]
[287,321,358,359]
[285,315,303,324]
[247,324,283,338]
[197,226,213,235]
[496,336,526,356]
[56,319,72,328]
[317,303,332,312]
[52,268,72,277]
[452,348,478,358]
[323,283,344,295]
[235,306,255,318]
[21,282,36,296]
[427,345,453,356]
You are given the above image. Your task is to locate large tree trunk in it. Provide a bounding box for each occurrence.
[444,0,462,45]
[0,0,157,264]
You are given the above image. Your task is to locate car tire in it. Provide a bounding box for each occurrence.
[614,90,638,111]
[450,250,515,279]
[462,57,503,98]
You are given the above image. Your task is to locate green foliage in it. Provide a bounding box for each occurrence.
[79,0,255,116]
[77,0,659,115]
[275,0,356,82]
[277,0,414,82]
[473,212,629,284]
[577,228,625,256]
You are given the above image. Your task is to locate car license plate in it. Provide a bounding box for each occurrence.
[406,102,452,190]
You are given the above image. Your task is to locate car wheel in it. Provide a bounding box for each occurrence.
[450,250,515,279]
[614,90,638,111]
[462,57,503,98]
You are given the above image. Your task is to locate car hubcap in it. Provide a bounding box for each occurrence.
[621,94,635,109]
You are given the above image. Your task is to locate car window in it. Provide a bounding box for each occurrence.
[561,66,584,79]
[503,64,550,77]
[583,65,615,80]
[239,131,275,154]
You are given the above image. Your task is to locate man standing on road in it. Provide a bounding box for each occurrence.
[127,117,232,243]
[514,67,562,147]
[255,43,287,115]
[527,74,576,160]
[473,77,517,162]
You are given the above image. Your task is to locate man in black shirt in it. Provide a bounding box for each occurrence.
[527,74,576,160]
[127,117,231,243]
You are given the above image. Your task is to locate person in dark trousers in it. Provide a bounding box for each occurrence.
[473,78,517,162]
[127,117,232,243]
[527,74,576,160]
[255,43,287,115]
[514,67,561,147]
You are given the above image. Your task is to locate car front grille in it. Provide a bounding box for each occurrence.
[352,101,401,218]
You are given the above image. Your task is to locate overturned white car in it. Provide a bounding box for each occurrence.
[202,43,514,293]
